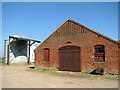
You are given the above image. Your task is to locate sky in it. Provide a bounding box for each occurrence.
[1,2,118,57]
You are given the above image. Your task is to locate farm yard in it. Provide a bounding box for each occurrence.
[2,64,118,88]
[2,2,119,89]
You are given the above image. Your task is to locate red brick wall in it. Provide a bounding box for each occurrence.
[118,42,120,74]
[35,20,118,74]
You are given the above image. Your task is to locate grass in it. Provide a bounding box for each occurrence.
[26,66,118,80]
[1,62,34,66]
[0,60,4,63]
[2,62,118,80]
[0,60,5,66]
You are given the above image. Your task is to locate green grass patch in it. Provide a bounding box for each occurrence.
[0,60,5,66]
[26,66,118,80]
[1,62,35,66]
[0,60,4,63]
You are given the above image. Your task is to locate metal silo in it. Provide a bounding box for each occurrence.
[4,35,39,64]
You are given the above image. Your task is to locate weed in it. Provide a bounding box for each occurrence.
[27,66,118,80]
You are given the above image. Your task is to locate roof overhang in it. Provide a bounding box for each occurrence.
[9,36,41,43]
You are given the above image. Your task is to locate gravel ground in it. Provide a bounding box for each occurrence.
[2,65,118,88]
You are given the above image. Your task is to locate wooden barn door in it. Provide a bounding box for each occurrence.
[58,46,81,72]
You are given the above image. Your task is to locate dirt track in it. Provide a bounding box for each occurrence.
[2,65,118,88]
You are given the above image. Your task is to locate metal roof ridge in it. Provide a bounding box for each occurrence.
[9,36,41,43]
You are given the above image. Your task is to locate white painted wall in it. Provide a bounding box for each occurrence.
[4,35,37,63]
[30,44,36,62]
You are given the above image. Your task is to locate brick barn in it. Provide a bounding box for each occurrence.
[35,18,119,74]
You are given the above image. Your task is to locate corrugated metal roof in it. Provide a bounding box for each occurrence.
[9,36,41,43]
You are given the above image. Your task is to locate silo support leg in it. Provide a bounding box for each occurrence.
[7,37,10,65]
[28,40,30,65]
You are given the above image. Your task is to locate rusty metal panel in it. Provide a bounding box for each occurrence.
[58,46,81,72]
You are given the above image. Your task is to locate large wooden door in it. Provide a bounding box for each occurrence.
[58,46,81,72]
